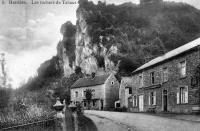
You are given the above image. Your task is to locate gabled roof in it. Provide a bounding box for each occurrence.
[71,74,110,89]
[134,37,200,73]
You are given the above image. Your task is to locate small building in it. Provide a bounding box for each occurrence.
[119,77,133,108]
[129,38,200,113]
[71,73,119,110]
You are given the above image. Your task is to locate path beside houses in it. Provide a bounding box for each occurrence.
[85,110,200,131]
[79,113,129,131]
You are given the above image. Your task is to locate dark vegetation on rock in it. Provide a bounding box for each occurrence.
[79,0,200,75]
[59,21,76,68]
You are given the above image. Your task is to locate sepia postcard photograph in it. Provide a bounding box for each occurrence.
[0,0,200,131]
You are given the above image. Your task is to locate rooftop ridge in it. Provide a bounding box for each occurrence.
[71,73,111,89]
[133,37,200,73]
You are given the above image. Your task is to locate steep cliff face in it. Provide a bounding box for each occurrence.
[59,4,119,76]
[75,6,118,75]
[58,0,200,77]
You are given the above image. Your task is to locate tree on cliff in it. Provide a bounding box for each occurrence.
[60,21,76,68]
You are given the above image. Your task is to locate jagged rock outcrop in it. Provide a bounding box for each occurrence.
[75,6,118,75]
[58,0,200,77]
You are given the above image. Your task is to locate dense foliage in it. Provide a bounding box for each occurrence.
[78,0,200,75]
[0,88,12,111]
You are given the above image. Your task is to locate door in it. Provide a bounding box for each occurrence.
[139,95,144,111]
[101,100,104,110]
[163,90,168,111]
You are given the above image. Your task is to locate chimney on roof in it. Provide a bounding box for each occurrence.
[91,72,96,79]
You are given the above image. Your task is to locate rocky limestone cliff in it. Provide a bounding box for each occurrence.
[58,4,119,77]
[74,6,118,75]
[58,0,200,77]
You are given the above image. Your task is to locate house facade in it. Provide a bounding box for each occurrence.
[129,38,200,113]
[71,73,119,110]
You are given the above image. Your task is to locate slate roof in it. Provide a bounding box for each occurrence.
[71,74,110,89]
[134,37,200,73]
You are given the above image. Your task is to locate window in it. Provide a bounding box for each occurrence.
[82,91,84,97]
[84,102,87,107]
[179,61,186,78]
[93,100,96,107]
[83,91,86,97]
[177,86,188,104]
[162,67,168,82]
[75,91,78,98]
[92,90,95,97]
[133,96,137,107]
[111,81,114,85]
[116,103,120,108]
[129,88,132,94]
[149,91,156,105]
[191,76,198,86]
[150,72,155,85]
[139,75,143,87]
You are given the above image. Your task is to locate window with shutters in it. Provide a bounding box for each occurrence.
[177,86,188,104]
[149,91,156,106]
[179,61,186,78]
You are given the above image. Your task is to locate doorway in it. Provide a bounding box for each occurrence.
[101,100,104,110]
[139,95,144,112]
[163,90,168,112]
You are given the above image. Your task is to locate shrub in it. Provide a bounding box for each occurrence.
[0,104,56,129]
[76,103,83,115]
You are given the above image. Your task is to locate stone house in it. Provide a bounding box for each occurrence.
[129,38,200,113]
[71,73,119,110]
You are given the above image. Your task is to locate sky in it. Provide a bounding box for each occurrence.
[0,0,199,88]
